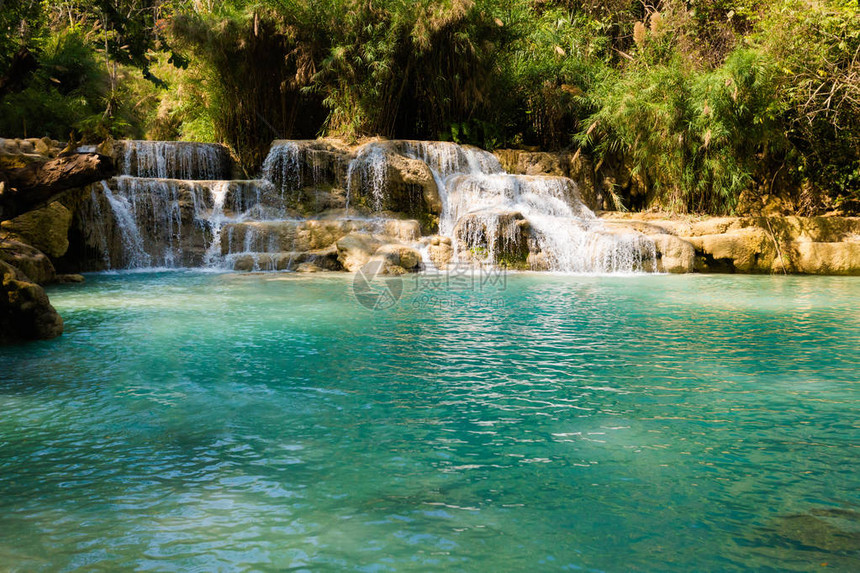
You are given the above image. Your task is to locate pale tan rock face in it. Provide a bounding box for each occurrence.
[649,234,695,273]
[386,153,441,214]
[793,242,860,275]
[598,214,860,275]
[374,243,421,271]
[336,233,384,272]
[428,236,454,270]
[1,201,72,258]
[688,228,774,273]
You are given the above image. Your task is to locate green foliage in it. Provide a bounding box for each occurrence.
[0,28,109,139]
[756,0,860,207]
[580,46,786,212]
[0,0,858,213]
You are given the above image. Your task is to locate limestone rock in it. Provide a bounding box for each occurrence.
[386,153,441,214]
[567,153,599,210]
[687,228,773,272]
[0,260,63,343]
[597,214,860,274]
[295,262,324,273]
[336,233,384,271]
[528,251,551,271]
[650,234,695,273]
[0,239,55,284]
[792,242,860,275]
[229,246,341,272]
[374,243,421,271]
[0,152,115,221]
[223,218,419,258]
[1,201,72,258]
[428,235,454,269]
[453,211,531,267]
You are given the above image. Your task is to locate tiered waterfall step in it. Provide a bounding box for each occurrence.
[113,140,233,179]
[222,217,422,272]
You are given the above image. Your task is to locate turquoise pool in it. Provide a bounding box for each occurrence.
[1,272,858,571]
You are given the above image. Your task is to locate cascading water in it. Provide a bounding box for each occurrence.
[203,181,230,267]
[345,144,389,212]
[100,182,150,269]
[89,141,286,269]
[119,141,229,179]
[346,140,656,272]
[82,138,656,273]
[442,173,655,272]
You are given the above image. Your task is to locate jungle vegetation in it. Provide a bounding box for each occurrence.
[1,0,858,213]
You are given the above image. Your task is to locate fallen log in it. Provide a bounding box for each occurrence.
[0,152,115,221]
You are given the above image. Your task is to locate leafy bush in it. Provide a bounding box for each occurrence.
[1,0,858,214]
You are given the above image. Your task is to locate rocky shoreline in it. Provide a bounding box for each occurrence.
[600,213,860,275]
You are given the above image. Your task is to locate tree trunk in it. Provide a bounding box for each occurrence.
[0,153,115,221]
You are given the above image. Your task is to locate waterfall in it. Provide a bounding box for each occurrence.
[397,141,656,273]
[79,138,655,274]
[262,141,302,198]
[402,141,504,178]
[119,141,229,179]
[263,141,338,204]
[345,143,389,212]
[101,182,150,269]
[203,182,230,267]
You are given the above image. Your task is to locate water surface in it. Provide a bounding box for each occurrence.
[1,272,858,571]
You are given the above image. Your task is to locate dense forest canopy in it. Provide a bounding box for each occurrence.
[1,0,858,213]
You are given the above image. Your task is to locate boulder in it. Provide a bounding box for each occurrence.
[428,235,454,269]
[0,239,55,284]
[0,260,63,343]
[386,153,441,214]
[0,152,115,221]
[374,243,421,271]
[649,234,695,273]
[1,201,73,258]
[336,233,384,271]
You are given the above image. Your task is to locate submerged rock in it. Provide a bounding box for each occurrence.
[55,273,85,283]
